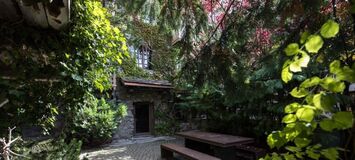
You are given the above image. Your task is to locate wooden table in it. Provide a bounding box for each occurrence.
[176,130,254,160]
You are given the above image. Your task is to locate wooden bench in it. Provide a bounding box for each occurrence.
[161,143,221,160]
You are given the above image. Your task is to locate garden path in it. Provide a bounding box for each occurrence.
[81,135,183,160]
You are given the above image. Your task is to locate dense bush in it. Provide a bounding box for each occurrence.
[69,94,126,146]
[154,108,178,135]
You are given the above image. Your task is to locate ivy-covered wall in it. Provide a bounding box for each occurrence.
[0,0,127,137]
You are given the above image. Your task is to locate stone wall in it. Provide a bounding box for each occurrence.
[113,82,172,139]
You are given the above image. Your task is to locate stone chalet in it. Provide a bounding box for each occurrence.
[113,78,174,139]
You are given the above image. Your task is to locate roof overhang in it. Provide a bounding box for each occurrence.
[121,78,173,89]
[0,0,70,30]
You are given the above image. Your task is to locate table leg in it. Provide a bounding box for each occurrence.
[213,146,236,160]
[161,148,173,160]
[185,139,213,155]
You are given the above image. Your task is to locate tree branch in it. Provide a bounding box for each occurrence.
[0,99,9,108]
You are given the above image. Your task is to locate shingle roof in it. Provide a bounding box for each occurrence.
[121,78,173,89]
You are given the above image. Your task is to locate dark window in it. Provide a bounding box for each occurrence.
[137,43,152,69]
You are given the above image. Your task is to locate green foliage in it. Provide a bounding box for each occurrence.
[14,138,82,160]
[320,20,340,38]
[305,35,324,54]
[69,94,125,146]
[108,10,180,81]
[66,0,128,92]
[0,0,127,137]
[154,108,178,135]
[263,20,354,160]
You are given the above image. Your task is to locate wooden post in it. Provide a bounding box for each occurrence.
[161,147,173,160]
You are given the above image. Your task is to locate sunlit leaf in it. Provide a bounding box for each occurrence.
[300,77,320,88]
[290,61,302,72]
[267,131,286,149]
[320,20,339,38]
[285,43,299,56]
[305,35,323,53]
[282,67,293,83]
[320,77,345,93]
[313,93,336,111]
[296,108,314,122]
[299,52,310,67]
[285,103,301,113]
[290,87,309,98]
[282,114,297,123]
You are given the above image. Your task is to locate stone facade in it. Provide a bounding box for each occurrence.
[113,78,173,139]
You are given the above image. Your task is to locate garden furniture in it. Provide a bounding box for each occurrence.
[176,130,254,160]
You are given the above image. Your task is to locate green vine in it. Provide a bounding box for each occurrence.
[0,0,128,135]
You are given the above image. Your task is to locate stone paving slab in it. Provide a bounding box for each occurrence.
[81,136,184,160]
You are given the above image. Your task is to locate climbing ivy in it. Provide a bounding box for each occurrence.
[0,0,128,136]
[66,0,128,92]
[263,20,354,160]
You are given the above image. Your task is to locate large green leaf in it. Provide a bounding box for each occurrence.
[320,20,339,38]
[305,35,323,53]
[329,60,355,82]
[313,93,336,111]
[283,154,297,160]
[285,103,301,113]
[306,148,321,160]
[285,43,299,56]
[282,114,297,123]
[284,123,302,140]
[299,52,310,67]
[289,61,302,72]
[282,67,293,83]
[329,60,341,74]
[333,111,354,129]
[267,131,286,149]
[337,66,355,82]
[320,148,338,160]
[294,137,311,148]
[320,77,346,93]
[296,108,314,122]
[289,52,310,72]
[290,87,309,98]
[300,77,320,88]
[285,146,301,152]
[320,119,335,132]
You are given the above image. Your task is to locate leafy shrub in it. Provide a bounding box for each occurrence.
[154,108,178,135]
[69,94,124,146]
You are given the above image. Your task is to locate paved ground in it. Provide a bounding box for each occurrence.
[81,136,184,160]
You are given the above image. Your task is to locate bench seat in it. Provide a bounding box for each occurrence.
[161,143,220,160]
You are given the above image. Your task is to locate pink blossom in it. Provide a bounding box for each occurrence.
[255,28,272,46]
[241,0,251,9]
